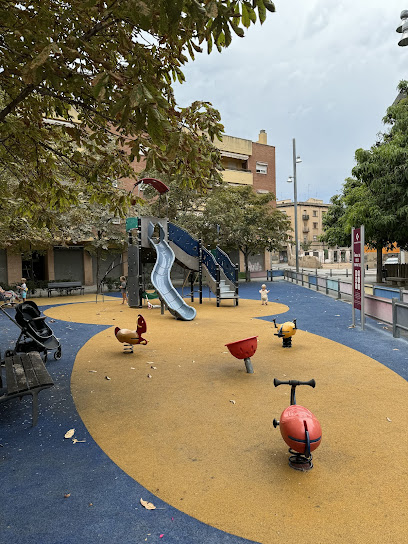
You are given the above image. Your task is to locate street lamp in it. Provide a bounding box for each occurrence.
[396,10,408,46]
[287,138,302,272]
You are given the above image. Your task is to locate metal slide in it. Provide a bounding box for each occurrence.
[147,222,196,321]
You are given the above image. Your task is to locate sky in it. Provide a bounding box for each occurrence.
[174,0,408,203]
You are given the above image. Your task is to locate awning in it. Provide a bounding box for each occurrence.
[221,151,249,161]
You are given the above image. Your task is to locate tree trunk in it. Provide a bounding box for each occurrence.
[376,245,383,284]
[244,252,251,282]
[96,249,101,294]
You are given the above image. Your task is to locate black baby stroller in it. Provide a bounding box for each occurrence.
[0,301,62,362]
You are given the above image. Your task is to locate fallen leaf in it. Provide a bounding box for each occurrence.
[72,438,86,444]
[386,417,392,422]
[230,400,236,404]
[64,429,75,439]
[64,493,71,498]
[89,370,97,373]
[393,349,399,351]
[140,498,156,510]
[147,374,152,378]
[105,376,111,380]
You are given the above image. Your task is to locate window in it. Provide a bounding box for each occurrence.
[256,162,268,174]
[313,235,318,241]
[313,222,318,229]
[313,210,318,217]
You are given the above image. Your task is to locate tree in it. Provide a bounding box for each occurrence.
[200,185,290,281]
[321,80,408,282]
[0,1,275,224]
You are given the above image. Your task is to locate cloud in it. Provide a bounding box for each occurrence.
[174,0,405,203]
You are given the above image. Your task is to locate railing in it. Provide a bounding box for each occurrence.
[214,247,237,283]
[392,299,408,338]
[202,246,218,280]
[284,268,408,338]
[168,222,199,258]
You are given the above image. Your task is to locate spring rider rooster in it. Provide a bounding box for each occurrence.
[115,314,148,353]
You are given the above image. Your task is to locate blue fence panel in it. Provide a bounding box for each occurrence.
[327,279,339,292]
[202,247,218,280]
[373,286,400,300]
[214,247,236,282]
[309,275,317,285]
[267,269,284,280]
[168,223,199,258]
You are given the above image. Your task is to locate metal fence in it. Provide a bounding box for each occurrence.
[392,299,408,338]
[283,268,408,338]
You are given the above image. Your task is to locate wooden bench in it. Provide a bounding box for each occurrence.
[47,281,84,297]
[0,351,54,426]
[386,277,408,287]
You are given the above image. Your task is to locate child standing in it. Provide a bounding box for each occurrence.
[120,276,128,304]
[259,284,270,305]
[18,278,28,302]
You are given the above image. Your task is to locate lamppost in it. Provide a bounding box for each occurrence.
[397,10,408,46]
[287,138,302,272]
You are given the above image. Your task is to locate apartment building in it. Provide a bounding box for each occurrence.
[215,129,276,195]
[276,198,351,265]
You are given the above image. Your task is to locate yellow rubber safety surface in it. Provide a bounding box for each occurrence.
[44,296,408,544]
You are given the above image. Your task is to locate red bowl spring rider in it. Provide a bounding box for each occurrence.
[273,378,322,471]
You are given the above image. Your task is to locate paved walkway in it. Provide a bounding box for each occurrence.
[0,281,407,544]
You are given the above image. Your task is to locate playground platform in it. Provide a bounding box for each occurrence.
[0,280,407,544]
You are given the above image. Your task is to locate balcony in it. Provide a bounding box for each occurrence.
[303,227,310,233]
[222,169,253,186]
[302,214,309,220]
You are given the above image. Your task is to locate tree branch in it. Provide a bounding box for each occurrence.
[0,6,120,123]
[0,84,37,123]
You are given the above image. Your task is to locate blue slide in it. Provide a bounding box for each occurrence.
[147,222,196,321]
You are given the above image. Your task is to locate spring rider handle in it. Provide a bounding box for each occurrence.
[274,378,315,406]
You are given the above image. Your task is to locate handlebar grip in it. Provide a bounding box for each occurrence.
[274,378,316,388]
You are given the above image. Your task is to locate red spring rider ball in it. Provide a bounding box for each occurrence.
[278,404,322,455]
[273,378,322,470]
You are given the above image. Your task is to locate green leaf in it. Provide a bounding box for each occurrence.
[241,3,251,28]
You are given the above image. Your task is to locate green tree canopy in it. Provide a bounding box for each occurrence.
[322,80,408,281]
[200,185,290,281]
[0,0,275,226]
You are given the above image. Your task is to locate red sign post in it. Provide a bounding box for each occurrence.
[352,226,365,329]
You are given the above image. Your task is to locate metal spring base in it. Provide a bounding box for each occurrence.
[123,343,134,354]
[288,448,313,471]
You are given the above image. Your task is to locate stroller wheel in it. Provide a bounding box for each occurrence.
[54,347,62,360]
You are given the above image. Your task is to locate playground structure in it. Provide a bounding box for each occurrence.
[126,217,239,319]
[98,178,239,319]
[273,378,322,471]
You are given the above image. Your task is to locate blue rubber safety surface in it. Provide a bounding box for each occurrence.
[0,282,406,544]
